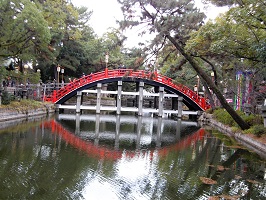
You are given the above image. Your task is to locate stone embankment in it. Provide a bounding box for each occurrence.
[0,103,55,128]
[199,113,266,159]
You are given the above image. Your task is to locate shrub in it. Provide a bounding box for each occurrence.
[213,108,263,127]
[213,109,235,126]
[1,91,12,105]
[244,125,266,137]
[252,125,266,137]
[213,108,265,137]
[231,126,241,133]
[242,114,263,126]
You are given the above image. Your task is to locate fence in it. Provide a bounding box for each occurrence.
[0,83,65,102]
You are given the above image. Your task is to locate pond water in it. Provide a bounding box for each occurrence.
[0,114,265,200]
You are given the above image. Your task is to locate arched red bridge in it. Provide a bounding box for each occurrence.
[43,119,207,160]
[44,68,211,111]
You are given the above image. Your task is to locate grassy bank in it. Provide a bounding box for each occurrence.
[0,99,54,112]
[207,108,266,147]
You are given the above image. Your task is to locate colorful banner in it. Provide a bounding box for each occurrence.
[234,71,253,111]
[235,71,243,110]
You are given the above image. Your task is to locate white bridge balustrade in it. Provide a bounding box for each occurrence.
[56,80,200,118]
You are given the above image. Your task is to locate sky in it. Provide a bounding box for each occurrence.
[72,0,123,36]
[71,0,228,47]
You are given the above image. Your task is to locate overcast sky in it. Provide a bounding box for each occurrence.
[71,0,227,47]
[72,0,123,35]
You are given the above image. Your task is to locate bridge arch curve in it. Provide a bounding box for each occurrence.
[45,69,210,111]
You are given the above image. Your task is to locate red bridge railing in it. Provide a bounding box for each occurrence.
[44,68,211,110]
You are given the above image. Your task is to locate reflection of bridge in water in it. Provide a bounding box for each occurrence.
[58,114,198,146]
[44,114,206,160]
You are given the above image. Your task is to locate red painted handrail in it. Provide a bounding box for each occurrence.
[44,68,211,110]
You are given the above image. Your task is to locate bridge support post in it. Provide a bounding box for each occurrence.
[115,115,121,149]
[55,104,60,112]
[136,116,142,149]
[176,119,181,140]
[156,117,162,147]
[117,81,122,115]
[158,87,164,117]
[154,86,159,109]
[76,91,82,113]
[178,97,183,118]
[96,83,102,114]
[95,114,100,146]
[135,82,139,107]
[75,113,80,134]
[138,82,144,116]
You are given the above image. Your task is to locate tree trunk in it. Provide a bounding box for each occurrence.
[166,35,250,130]
[202,80,215,108]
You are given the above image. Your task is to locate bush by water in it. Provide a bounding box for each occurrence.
[212,108,265,137]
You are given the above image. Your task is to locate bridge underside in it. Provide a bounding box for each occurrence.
[56,77,204,111]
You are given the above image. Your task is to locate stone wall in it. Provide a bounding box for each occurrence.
[0,104,55,123]
[199,113,266,159]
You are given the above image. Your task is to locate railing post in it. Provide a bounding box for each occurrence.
[52,90,57,103]
[105,68,108,77]
[201,98,206,110]
[154,70,158,81]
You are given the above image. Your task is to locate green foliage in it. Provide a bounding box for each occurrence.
[0,0,51,59]
[118,0,206,55]
[212,130,237,146]
[243,125,266,137]
[203,0,234,7]
[213,108,263,127]
[186,1,266,115]
[0,67,8,86]
[187,0,266,66]
[0,99,48,111]
[0,0,142,84]
[213,108,235,126]
[241,114,263,127]
[214,108,265,136]
[1,91,14,105]
[118,0,252,131]
[3,70,41,85]
[230,126,240,133]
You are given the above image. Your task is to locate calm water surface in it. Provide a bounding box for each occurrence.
[0,114,265,200]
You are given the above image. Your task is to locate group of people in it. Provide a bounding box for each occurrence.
[2,77,15,87]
